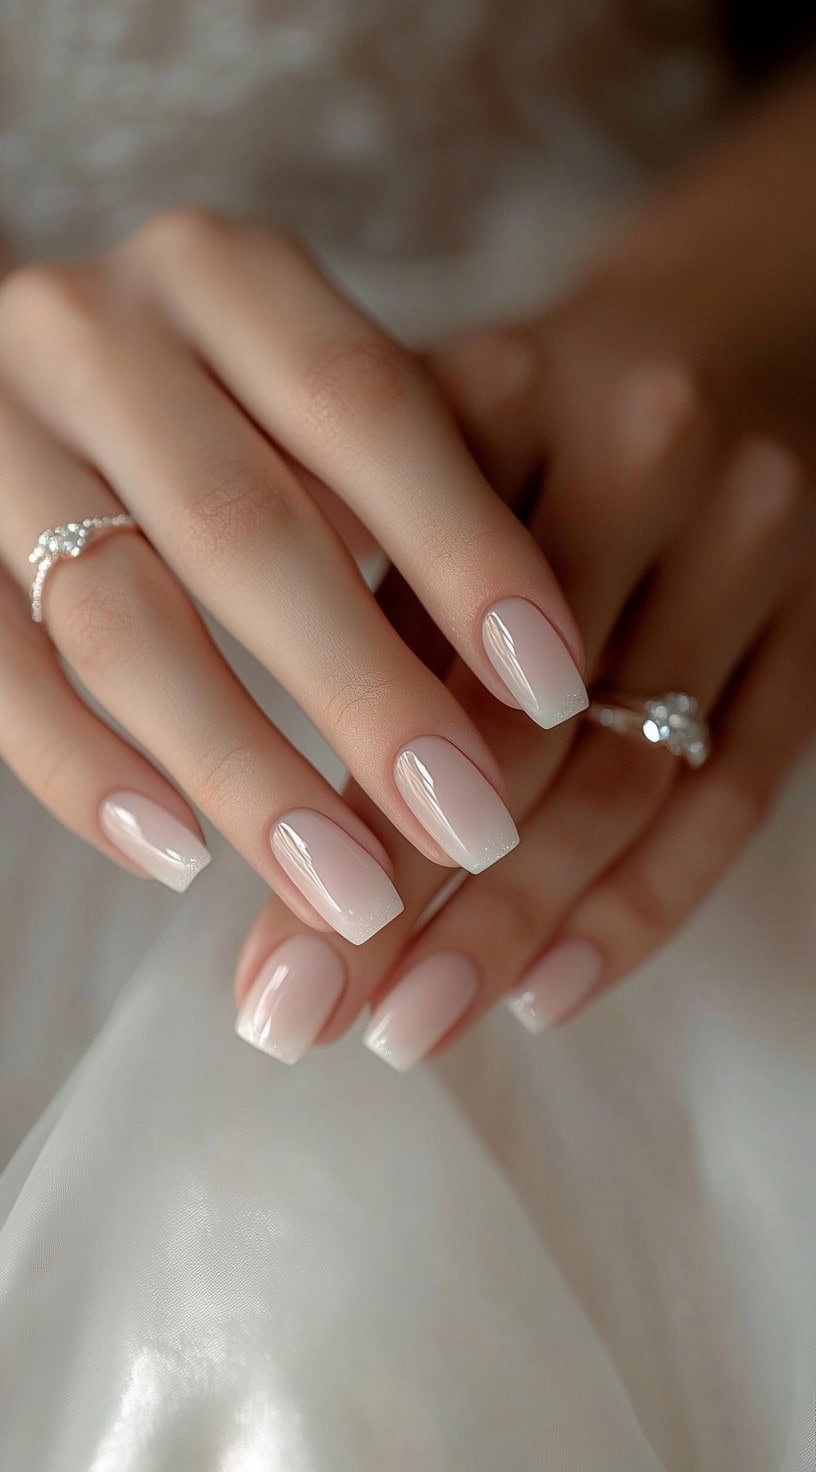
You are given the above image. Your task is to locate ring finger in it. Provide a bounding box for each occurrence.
[0,397,407,939]
[361,440,806,1066]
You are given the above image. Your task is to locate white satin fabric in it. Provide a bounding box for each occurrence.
[0,2,815,1467]
[2,640,815,1471]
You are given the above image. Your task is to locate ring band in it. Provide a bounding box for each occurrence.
[28,514,137,624]
[587,691,710,768]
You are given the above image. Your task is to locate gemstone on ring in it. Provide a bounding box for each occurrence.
[27,513,137,623]
[641,692,708,767]
[29,520,93,564]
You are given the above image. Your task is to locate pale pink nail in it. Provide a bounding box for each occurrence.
[483,597,588,729]
[508,938,602,1032]
[364,952,479,1071]
[235,935,346,1064]
[394,736,518,874]
[271,810,403,946]
[100,791,211,892]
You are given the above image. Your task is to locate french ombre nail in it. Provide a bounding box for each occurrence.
[482,597,588,729]
[236,935,346,1064]
[394,736,518,874]
[100,792,211,892]
[363,952,480,1071]
[271,810,403,945]
[507,938,602,1032]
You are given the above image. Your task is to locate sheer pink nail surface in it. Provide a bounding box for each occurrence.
[364,952,480,1071]
[508,938,602,1032]
[100,792,211,892]
[236,935,346,1064]
[483,597,588,729]
[394,737,518,873]
[271,810,403,946]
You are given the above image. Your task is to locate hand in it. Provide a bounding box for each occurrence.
[233,68,816,1066]
[0,212,586,941]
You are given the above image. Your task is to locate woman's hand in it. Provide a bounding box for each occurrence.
[0,214,587,941]
[233,65,816,1066]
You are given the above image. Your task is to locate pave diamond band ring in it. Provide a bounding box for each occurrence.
[28,514,137,624]
[587,691,711,768]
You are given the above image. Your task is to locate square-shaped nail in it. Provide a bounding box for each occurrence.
[100,792,211,892]
[394,736,518,873]
[236,935,346,1064]
[363,952,480,1071]
[271,810,403,945]
[507,938,602,1032]
[483,598,588,729]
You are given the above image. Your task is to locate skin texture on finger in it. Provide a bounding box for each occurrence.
[117,216,587,710]
[0,570,209,887]
[0,308,518,870]
[34,532,403,938]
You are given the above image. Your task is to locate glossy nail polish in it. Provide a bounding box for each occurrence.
[236,935,346,1064]
[508,938,602,1032]
[394,736,518,873]
[100,792,211,892]
[271,810,403,946]
[363,952,480,1071]
[482,597,588,729]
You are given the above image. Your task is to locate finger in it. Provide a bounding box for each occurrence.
[423,325,544,503]
[0,567,211,890]
[0,272,523,876]
[513,566,816,1027]
[0,406,403,942]
[530,353,715,666]
[120,215,589,723]
[357,441,807,1065]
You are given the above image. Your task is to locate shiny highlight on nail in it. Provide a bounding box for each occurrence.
[483,597,588,729]
[271,809,403,946]
[394,736,518,873]
[364,952,480,1071]
[236,935,346,1064]
[100,792,211,893]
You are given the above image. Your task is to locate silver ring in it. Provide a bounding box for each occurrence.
[28,514,137,624]
[587,691,710,768]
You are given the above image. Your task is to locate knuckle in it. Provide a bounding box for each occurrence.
[298,333,414,446]
[0,263,102,347]
[604,867,672,946]
[177,455,303,574]
[192,739,257,817]
[129,206,232,270]
[321,665,412,748]
[728,439,804,529]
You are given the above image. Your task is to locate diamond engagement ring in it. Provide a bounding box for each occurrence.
[28,514,137,624]
[587,691,711,768]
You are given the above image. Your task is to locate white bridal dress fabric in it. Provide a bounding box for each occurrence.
[0,4,815,1469]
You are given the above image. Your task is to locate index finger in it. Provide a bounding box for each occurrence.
[127,215,588,731]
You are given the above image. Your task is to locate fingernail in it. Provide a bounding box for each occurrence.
[394,736,518,874]
[507,938,602,1032]
[363,952,479,1071]
[100,792,211,892]
[271,810,403,946]
[482,597,588,729]
[235,935,346,1064]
